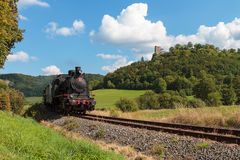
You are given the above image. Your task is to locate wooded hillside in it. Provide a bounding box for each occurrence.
[104,43,240,105]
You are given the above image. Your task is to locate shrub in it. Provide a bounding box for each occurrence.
[0,79,24,114]
[137,91,159,109]
[158,92,186,109]
[8,88,24,114]
[187,98,206,108]
[115,98,138,112]
[221,86,237,105]
[0,89,11,111]
[207,92,222,106]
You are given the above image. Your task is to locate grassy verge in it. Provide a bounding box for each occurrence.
[92,106,240,128]
[92,89,147,110]
[0,111,123,160]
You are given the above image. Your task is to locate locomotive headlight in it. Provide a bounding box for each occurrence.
[69,94,74,99]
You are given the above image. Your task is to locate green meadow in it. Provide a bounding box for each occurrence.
[91,89,147,110]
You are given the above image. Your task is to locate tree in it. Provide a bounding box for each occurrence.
[153,78,167,93]
[221,86,237,105]
[0,0,23,67]
[233,76,240,104]
[193,72,217,102]
[107,80,115,88]
[169,77,192,95]
[207,92,222,106]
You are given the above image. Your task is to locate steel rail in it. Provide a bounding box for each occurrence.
[80,114,240,144]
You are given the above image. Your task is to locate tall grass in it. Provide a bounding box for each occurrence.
[93,106,240,128]
[0,111,123,160]
[166,107,240,128]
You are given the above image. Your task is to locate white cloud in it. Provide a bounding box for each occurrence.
[91,3,240,58]
[19,15,28,21]
[73,20,85,30]
[7,51,38,62]
[42,65,62,75]
[97,53,123,60]
[18,0,49,8]
[97,54,133,72]
[45,20,85,37]
[7,51,35,62]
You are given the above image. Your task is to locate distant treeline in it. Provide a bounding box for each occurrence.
[104,43,240,106]
[0,73,104,97]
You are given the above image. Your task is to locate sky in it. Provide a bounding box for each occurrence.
[1,0,240,76]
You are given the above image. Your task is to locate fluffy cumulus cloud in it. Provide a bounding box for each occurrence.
[97,54,133,72]
[42,65,62,75]
[18,0,49,8]
[7,51,37,62]
[92,3,240,61]
[45,20,85,37]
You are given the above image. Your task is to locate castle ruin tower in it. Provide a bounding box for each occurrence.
[152,46,162,60]
[154,46,162,54]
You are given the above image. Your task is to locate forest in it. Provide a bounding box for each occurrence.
[104,43,240,107]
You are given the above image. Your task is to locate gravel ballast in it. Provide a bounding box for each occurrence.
[50,116,240,160]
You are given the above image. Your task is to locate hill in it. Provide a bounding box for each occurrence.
[0,73,103,97]
[103,43,240,106]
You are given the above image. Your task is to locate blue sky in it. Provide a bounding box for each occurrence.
[2,0,240,75]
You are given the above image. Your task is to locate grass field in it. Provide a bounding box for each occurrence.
[25,97,42,105]
[92,106,240,128]
[0,111,123,160]
[91,89,147,110]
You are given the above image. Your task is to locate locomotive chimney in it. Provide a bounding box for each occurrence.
[75,66,82,76]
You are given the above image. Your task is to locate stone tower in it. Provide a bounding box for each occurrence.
[154,46,162,54]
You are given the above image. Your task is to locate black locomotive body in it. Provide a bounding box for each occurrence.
[43,67,95,114]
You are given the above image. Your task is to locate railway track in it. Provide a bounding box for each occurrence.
[81,114,240,144]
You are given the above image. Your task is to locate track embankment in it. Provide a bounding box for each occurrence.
[50,115,240,160]
[81,114,240,144]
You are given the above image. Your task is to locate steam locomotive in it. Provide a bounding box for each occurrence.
[43,67,96,114]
